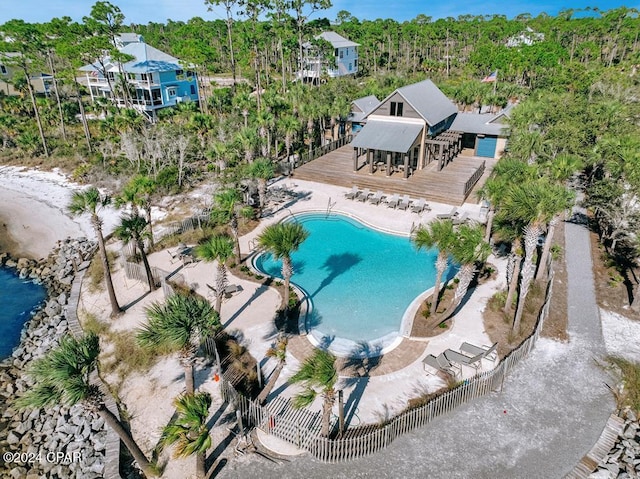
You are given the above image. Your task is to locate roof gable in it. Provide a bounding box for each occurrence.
[396,80,457,126]
[120,43,182,73]
[370,79,457,126]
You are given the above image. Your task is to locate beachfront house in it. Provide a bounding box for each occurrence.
[79,33,199,120]
[0,52,54,96]
[297,31,359,82]
[351,79,462,178]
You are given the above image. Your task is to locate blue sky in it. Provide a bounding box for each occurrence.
[1,0,638,25]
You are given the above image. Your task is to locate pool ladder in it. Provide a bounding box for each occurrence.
[325,197,336,218]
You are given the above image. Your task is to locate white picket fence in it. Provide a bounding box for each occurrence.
[217,269,555,463]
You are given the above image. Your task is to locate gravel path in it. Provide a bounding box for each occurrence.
[220,206,615,479]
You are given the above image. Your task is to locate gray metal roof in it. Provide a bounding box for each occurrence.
[350,95,380,123]
[395,79,457,126]
[80,42,184,74]
[450,112,509,136]
[317,31,359,48]
[351,120,423,152]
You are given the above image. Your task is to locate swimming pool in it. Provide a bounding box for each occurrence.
[254,213,456,355]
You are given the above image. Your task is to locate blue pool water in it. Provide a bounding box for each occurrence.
[0,266,47,360]
[255,213,456,346]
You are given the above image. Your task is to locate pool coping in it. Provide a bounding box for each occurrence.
[251,208,442,358]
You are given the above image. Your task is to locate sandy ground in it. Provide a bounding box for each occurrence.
[0,166,119,258]
[4,167,638,478]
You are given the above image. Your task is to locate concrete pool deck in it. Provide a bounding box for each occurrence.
[235,178,504,424]
[82,177,505,432]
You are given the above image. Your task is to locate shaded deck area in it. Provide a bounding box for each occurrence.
[292,145,495,205]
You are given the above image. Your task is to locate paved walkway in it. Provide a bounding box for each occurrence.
[219,206,616,478]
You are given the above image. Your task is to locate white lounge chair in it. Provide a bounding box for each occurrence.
[422,352,461,378]
[356,188,371,202]
[410,198,426,213]
[345,186,359,200]
[369,190,384,205]
[397,195,411,211]
[452,211,469,225]
[386,194,400,208]
[444,348,484,372]
[436,207,458,219]
[460,342,498,362]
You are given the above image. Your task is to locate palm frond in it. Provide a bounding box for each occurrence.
[292,387,317,409]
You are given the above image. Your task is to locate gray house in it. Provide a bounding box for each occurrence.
[351,79,461,178]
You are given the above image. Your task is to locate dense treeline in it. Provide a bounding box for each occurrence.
[1,3,640,302]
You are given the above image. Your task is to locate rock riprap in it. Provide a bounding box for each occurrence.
[0,238,107,479]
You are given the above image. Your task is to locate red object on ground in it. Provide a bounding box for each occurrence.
[213,373,220,382]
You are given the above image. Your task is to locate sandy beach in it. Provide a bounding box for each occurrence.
[0,166,118,259]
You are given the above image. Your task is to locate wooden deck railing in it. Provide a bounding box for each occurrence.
[462,160,485,197]
[295,134,353,168]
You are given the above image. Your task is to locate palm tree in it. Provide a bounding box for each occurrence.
[114,213,157,292]
[412,219,456,316]
[289,349,338,437]
[278,114,300,161]
[247,158,276,208]
[69,187,121,317]
[441,223,491,321]
[138,294,220,394]
[211,188,254,265]
[17,333,156,477]
[159,392,212,479]
[500,180,574,331]
[477,158,536,243]
[118,175,157,246]
[257,222,309,314]
[256,336,288,405]
[195,234,234,315]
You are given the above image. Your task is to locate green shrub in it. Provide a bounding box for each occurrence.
[488,290,508,312]
[81,311,109,336]
[610,357,640,414]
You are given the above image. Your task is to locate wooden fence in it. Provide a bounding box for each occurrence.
[214,267,555,463]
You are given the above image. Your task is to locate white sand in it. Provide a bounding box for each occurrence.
[0,166,119,258]
[9,165,639,476]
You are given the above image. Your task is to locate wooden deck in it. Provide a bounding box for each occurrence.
[292,145,495,205]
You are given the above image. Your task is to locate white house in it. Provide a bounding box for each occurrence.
[506,27,545,47]
[298,31,359,81]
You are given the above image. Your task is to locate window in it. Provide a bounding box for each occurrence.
[339,49,344,59]
[0,65,6,74]
[349,63,352,71]
[167,86,177,97]
[390,101,404,117]
[190,84,196,95]
[334,48,339,57]
[140,73,149,82]
[354,59,358,69]
[175,69,183,76]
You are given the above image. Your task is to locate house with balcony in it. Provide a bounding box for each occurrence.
[297,31,359,82]
[79,34,199,120]
[0,52,53,96]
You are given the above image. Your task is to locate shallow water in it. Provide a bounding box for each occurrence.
[0,266,47,359]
